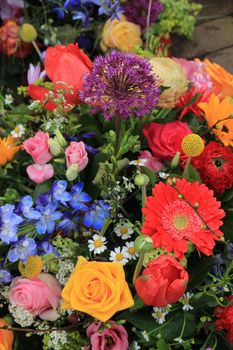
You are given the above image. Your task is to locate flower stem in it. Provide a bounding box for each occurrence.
[114,116,121,157]
[145,0,153,50]
[133,252,145,285]
[32,40,43,62]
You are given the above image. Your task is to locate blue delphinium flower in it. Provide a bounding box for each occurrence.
[98,0,124,19]
[37,240,60,257]
[0,204,23,244]
[0,269,12,283]
[70,182,91,211]
[36,201,63,235]
[84,200,110,230]
[52,180,72,204]
[8,237,37,263]
[18,196,41,220]
[56,211,79,234]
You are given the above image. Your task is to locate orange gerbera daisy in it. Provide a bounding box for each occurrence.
[198,94,233,146]
[0,136,22,166]
[203,59,233,98]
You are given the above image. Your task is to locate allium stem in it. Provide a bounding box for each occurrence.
[32,40,43,62]
[114,116,121,157]
[133,252,145,285]
[146,0,153,50]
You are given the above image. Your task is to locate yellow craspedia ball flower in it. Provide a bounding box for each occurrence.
[181,134,205,157]
[100,15,142,52]
[18,255,43,279]
[20,23,37,43]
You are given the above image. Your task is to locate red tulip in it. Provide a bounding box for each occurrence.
[135,254,189,307]
[28,43,93,110]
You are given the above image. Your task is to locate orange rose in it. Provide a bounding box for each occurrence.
[0,319,14,350]
[61,256,134,322]
[100,15,142,52]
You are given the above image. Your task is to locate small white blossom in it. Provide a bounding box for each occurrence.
[129,159,147,166]
[56,260,75,285]
[124,241,139,260]
[132,341,141,350]
[174,337,183,344]
[152,307,167,324]
[88,234,107,254]
[109,246,129,265]
[114,222,134,240]
[11,124,25,138]
[180,292,194,311]
[48,331,67,350]
[28,100,41,110]
[141,330,150,342]
[9,303,34,327]
[158,171,169,179]
[4,94,13,105]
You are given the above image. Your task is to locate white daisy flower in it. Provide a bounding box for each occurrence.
[124,241,139,260]
[129,159,147,166]
[109,246,129,265]
[114,222,134,240]
[4,94,13,105]
[88,234,107,254]
[180,292,194,311]
[11,124,25,138]
[152,307,167,324]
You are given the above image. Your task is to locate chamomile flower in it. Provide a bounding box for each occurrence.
[124,241,139,260]
[11,124,25,138]
[129,159,147,166]
[114,222,134,240]
[152,307,167,324]
[180,292,194,311]
[88,234,107,254]
[4,94,13,105]
[109,246,129,265]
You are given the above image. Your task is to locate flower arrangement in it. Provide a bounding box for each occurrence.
[1,1,233,350]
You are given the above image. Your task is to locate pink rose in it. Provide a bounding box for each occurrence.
[65,141,88,171]
[143,121,192,161]
[86,321,128,350]
[139,150,164,172]
[9,273,62,321]
[26,163,54,183]
[173,58,197,80]
[23,131,53,165]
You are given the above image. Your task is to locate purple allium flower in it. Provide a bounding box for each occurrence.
[80,51,160,120]
[0,0,24,21]
[123,0,164,30]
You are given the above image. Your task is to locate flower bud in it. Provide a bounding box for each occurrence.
[55,129,68,147]
[170,151,180,169]
[48,138,62,156]
[66,164,79,181]
[134,235,154,253]
[20,23,37,43]
[134,174,149,187]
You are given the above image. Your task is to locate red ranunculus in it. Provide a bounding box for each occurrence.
[28,43,93,110]
[215,296,233,344]
[135,254,189,307]
[143,121,191,161]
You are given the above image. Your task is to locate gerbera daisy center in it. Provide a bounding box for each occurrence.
[173,214,189,230]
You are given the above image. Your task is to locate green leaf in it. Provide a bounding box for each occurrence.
[188,255,215,289]
[221,211,233,242]
[141,166,157,187]
[33,181,53,201]
[182,163,201,183]
[156,338,170,350]
[130,295,145,312]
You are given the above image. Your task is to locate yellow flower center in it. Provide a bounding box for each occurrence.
[173,214,188,230]
[94,239,103,248]
[14,127,20,133]
[115,253,124,261]
[181,134,204,157]
[119,227,128,235]
[155,310,163,318]
[18,255,43,279]
[128,247,135,255]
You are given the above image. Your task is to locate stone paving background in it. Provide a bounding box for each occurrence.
[173,0,233,72]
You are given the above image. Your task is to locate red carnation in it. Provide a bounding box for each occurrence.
[192,142,233,193]
[142,178,225,260]
[28,43,93,110]
[135,254,189,307]
[215,296,233,344]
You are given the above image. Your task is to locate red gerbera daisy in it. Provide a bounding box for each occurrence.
[142,178,225,260]
[215,296,233,344]
[192,142,233,193]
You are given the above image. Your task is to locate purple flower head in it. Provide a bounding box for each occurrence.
[80,51,160,120]
[124,0,164,30]
[0,269,12,283]
[0,0,24,21]
[27,63,46,85]
[8,237,37,263]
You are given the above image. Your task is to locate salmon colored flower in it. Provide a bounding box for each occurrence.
[0,136,22,167]
[28,43,93,111]
[0,318,14,350]
[203,59,233,98]
[61,256,134,322]
[198,94,233,146]
[0,20,32,58]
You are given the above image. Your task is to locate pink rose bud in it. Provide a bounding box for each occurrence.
[65,141,88,171]
[138,150,164,172]
[23,131,53,165]
[26,163,54,183]
[9,273,62,321]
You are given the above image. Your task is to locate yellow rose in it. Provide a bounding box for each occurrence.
[100,15,142,52]
[0,319,14,350]
[61,256,134,322]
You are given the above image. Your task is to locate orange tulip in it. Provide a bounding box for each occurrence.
[0,319,14,350]
[0,136,22,167]
[203,59,233,98]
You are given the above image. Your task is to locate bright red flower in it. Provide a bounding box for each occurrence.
[215,296,233,344]
[28,43,93,110]
[176,87,214,120]
[142,178,225,260]
[135,254,189,307]
[192,142,233,194]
